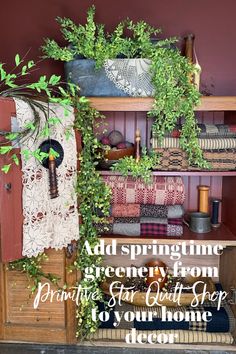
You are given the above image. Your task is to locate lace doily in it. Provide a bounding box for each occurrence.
[104,59,155,97]
[13,98,79,258]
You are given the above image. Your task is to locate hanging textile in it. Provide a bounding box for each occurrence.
[13,98,79,258]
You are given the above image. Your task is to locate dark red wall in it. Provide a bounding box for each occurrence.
[1,0,236,95]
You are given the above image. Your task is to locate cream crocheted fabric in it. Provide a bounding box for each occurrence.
[13,98,79,258]
[104,59,154,96]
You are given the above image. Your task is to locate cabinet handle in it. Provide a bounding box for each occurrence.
[4,183,12,191]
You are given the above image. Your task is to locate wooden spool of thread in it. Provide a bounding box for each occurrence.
[211,199,221,228]
[135,129,141,162]
[198,185,210,213]
[48,154,59,199]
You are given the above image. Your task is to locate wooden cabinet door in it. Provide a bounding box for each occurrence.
[0,98,77,343]
[0,98,23,262]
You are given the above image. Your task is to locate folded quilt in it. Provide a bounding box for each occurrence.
[153,148,236,171]
[96,218,183,237]
[140,222,183,236]
[98,288,235,333]
[162,123,236,139]
[91,329,234,344]
[102,176,185,205]
[100,217,183,224]
[103,204,184,218]
[151,137,236,150]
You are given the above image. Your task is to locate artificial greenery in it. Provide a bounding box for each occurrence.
[8,253,60,293]
[111,148,159,183]
[0,53,77,173]
[0,54,111,339]
[0,55,78,293]
[73,96,111,338]
[42,5,208,168]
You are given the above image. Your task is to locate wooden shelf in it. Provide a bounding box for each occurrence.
[99,170,236,177]
[89,96,236,112]
[101,224,236,246]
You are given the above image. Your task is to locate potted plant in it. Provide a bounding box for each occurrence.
[42,5,207,169]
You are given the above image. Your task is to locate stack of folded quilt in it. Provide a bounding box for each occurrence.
[91,284,235,344]
[151,123,236,171]
[98,176,185,237]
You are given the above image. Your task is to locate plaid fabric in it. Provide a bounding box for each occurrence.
[98,284,235,334]
[187,306,207,331]
[141,222,167,236]
[102,176,185,205]
[97,218,183,236]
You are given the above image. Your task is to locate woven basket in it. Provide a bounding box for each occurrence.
[105,146,135,160]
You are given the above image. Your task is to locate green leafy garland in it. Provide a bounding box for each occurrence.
[73,96,111,338]
[42,5,208,168]
[8,253,60,293]
[0,54,77,173]
[0,55,111,338]
[111,148,160,183]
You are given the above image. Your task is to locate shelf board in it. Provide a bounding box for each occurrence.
[89,96,236,112]
[99,170,236,177]
[101,224,236,246]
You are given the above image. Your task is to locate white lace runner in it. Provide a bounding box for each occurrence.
[104,59,155,97]
[13,98,79,258]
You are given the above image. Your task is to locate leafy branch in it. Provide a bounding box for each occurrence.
[73,96,111,338]
[8,253,60,293]
[0,54,78,173]
[42,6,207,168]
[111,148,160,183]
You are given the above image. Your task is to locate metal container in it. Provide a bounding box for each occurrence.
[189,212,211,233]
[65,59,128,97]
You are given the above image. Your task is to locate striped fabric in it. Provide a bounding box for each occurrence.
[90,329,234,344]
[153,148,236,171]
[163,123,236,138]
[151,137,236,150]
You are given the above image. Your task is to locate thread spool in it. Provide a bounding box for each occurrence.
[198,185,210,213]
[48,154,59,199]
[211,199,221,228]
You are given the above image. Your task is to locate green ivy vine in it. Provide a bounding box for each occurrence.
[0,54,111,339]
[42,5,208,168]
[7,253,60,293]
[111,148,160,183]
[73,96,111,338]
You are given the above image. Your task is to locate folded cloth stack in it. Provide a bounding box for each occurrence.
[91,284,235,344]
[99,176,185,237]
[151,123,236,171]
